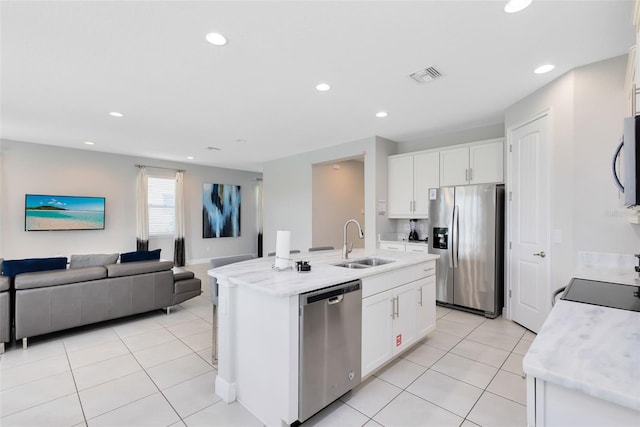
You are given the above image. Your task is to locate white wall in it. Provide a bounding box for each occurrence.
[0,140,261,263]
[397,123,504,154]
[263,136,397,255]
[312,160,364,250]
[505,54,639,294]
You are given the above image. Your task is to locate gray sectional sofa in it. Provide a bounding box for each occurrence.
[5,259,201,349]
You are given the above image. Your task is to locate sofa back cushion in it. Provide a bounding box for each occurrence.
[15,266,107,290]
[70,253,119,269]
[120,249,161,263]
[1,257,68,278]
[106,260,173,278]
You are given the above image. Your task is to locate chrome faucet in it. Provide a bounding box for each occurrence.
[343,219,364,259]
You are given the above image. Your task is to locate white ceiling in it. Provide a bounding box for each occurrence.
[1,1,635,172]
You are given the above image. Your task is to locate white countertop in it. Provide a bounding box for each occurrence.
[523,276,640,411]
[208,248,438,297]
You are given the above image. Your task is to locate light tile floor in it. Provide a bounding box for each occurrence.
[0,264,533,426]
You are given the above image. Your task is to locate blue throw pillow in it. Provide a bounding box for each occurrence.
[1,257,68,277]
[120,249,161,263]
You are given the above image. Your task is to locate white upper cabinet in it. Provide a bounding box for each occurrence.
[388,152,439,218]
[439,146,469,187]
[413,152,440,215]
[439,139,504,186]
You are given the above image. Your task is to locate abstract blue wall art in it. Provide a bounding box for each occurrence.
[202,183,241,238]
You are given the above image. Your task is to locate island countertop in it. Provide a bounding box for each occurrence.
[208,248,439,297]
[523,298,640,412]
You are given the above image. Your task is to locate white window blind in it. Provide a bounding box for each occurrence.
[148,177,175,237]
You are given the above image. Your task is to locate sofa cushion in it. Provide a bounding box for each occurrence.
[172,267,195,281]
[120,249,161,263]
[106,260,173,278]
[70,253,119,269]
[1,257,68,278]
[0,275,9,292]
[14,266,107,290]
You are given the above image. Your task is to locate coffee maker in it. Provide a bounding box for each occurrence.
[408,219,419,241]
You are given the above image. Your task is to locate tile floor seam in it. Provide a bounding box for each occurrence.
[0,390,79,420]
[61,339,89,426]
[445,347,509,370]
[402,386,474,421]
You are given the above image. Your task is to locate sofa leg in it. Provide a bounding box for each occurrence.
[0,342,4,354]
[166,307,171,315]
[22,337,28,350]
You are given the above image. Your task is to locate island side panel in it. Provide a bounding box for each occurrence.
[233,284,299,426]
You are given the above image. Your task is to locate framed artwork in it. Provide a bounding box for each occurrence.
[203,183,241,238]
[25,194,105,231]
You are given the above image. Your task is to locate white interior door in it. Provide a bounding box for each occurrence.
[508,114,550,333]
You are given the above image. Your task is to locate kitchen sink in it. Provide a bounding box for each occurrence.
[333,262,370,269]
[332,257,396,269]
[353,257,395,267]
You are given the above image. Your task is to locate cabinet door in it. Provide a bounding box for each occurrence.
[388,156,414,217]
[413,152,439,217]
[469,140,503,184]
[439,146,469,187]
[416,276,436,338]
[392,282,418,355]
[362,290,394,377]
[379,242,406,252]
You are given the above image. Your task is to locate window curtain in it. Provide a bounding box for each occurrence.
[136,166,149,251]
[174,170,186,266]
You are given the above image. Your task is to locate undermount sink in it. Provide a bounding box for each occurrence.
[333,262,370,269]
[353,257,395,267]
[332,257,396,269]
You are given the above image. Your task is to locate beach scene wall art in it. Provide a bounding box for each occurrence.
[202,183,241,238]
[25,194,105,231]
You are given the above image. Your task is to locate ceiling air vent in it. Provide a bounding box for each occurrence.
[409,66,443,84]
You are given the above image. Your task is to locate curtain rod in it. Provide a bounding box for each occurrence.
[135,164,185,173]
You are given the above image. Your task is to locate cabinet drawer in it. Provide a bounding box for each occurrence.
[362,261,435,298]
[405,244,428,254]
[379,242,405,252]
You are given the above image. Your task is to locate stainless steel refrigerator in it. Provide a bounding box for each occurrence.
[428,184,504,318]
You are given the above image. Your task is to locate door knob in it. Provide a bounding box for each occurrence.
[533,251,546,258]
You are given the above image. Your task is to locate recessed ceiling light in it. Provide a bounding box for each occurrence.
[205,32,227,46]
[376,111,388,118]
[236,139,246,143]
[83,141,95,145]
[316,83,331,92]
[109,111,124,118]
[534,64,555,74]
[207,146,221,151]
[504,0,532,13]
[187,156,194,160]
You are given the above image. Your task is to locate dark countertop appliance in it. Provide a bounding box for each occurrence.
[560,278,640,312]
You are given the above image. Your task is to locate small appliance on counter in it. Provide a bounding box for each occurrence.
[408,219,420,241]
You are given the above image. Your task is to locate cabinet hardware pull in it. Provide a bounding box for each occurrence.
[390,298,395,319]
[395,296,399,318]
[465,169,469,181]
[423,268,435,272]
[469,168,473,181]
[419,287,423,306]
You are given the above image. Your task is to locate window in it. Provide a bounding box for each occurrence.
[148,177,175,237]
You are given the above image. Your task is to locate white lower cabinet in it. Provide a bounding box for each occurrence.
[528,376,640,426]
[361,263,436,377]
[416,275,436,337]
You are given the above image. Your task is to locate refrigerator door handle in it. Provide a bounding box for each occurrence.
[452,205,459,268]
[448,207,454,268]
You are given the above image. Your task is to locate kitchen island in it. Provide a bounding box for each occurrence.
[523,269,640,426]
[209,248,439,426]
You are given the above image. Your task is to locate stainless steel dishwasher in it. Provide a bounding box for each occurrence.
[298,279,362,423]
